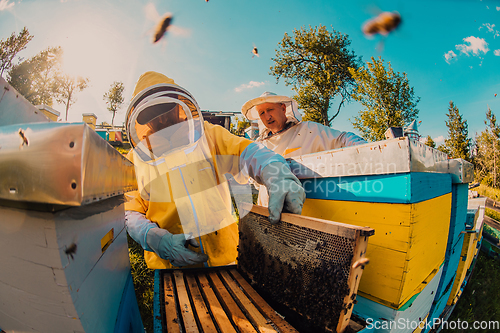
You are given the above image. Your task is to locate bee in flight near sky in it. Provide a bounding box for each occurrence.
[252,44,259,58]
[153,14,173,43]
[145,3,189,45]
[362,11,402,37]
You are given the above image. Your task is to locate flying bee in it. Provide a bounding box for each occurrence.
[145,4,188,44]
[252,47,259,57]
[153,13,173,43]
[65,242,77,260]
[362,11,402,37]
[18,129,28,147]
[252,44,259,58]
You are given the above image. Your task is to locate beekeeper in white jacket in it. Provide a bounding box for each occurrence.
[241,92,367,206]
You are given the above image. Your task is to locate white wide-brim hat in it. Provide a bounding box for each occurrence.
[241,91,302,123]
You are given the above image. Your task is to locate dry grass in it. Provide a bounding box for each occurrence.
[477,184,500,202]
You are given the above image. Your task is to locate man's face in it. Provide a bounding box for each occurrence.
[256,102,287,134]
[147,104,187,134]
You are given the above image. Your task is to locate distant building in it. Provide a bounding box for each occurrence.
[94,122,127,147]
[82,113,97,130]
[36,105,60,122]
[201,110,239,131]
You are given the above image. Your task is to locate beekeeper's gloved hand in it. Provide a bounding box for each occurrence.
[146,228,208,267]
[261,162,306,224]
[125,211,208,267]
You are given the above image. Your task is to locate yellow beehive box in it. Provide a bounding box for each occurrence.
[302,194,451,309]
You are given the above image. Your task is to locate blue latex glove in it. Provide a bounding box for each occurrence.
[146,228,208,267]
[125,211,208,267]
[261,162,306,224]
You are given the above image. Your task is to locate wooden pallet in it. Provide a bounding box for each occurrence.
[158,267,299,333]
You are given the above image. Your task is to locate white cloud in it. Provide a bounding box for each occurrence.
[420,135,445,145]
[486,23,495,32]
[234,81,265,93]
[455,36,489,56]
[0,0,14,11]
[495,49,500,56]
[444,50,457,64]
[434,135,445,145]
[497,6,500,11]
[480,23,500,38]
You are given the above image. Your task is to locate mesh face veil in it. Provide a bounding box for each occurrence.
[240,92,301,135]
[126,84,203,160]
[126,81,244,242]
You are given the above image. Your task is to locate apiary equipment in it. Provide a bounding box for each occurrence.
[155,267,301,333]
[0,85,141,333]
[154,267,367,333]
[237,205,374,333]
[283,138,480,331]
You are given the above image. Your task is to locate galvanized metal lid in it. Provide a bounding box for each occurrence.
[0,122,137,207]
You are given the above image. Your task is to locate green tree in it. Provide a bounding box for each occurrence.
[0,27,33,77]
[54,74,89,121]
[230,116,251,137]
[103,81,125,127]
[349,56,420,142]
[443,101,471,161]
[270,25,362,126]
[425,135,436,148]
[7,46,63,106]
[475,107,500,187]
[437,144,450,155]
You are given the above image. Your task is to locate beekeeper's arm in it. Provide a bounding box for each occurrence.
[314,122,367,148]
[124,151,208,267]
[206,122,305,224]
[241,142,305,224]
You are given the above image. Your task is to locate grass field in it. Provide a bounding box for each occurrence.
[441,184,500,332]
[442,252,500,332]
[128,236,155,333]
[477,184,500,202]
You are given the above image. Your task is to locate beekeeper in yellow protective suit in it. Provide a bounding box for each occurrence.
[125,72,305,269]
[241,92,367,207]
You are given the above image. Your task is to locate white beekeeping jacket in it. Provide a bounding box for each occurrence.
[256,120,367,206]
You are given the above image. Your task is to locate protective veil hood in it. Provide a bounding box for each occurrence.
[241,91,302,134]
[125,71,204,154]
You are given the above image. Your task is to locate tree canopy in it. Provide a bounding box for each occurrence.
[230,116,251,137]
[475,107,500,187]
[7,46,89,119]
[443,101,471,161]
[425,135,436,148]
[0,27,33,77]
[8,46,64,106]
[270,25,362,126]
[349,56,420,142]
[103,81,125,126]
[55,74,89,121]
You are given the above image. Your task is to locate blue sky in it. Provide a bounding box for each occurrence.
[1,0,499,145]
